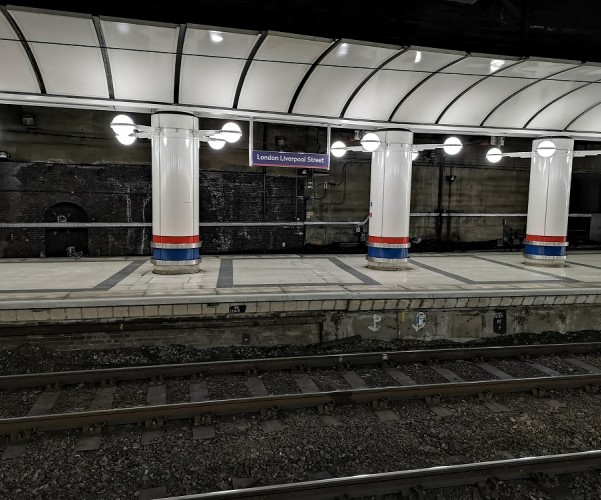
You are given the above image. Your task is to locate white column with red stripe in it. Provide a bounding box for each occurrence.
[366,129,413,270]
[524,136,574,266]
[150,112,201,274]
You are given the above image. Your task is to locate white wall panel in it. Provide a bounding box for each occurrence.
[392,74,481,123]
[439,77,534,125]
[10,9,97,45]
[529,83,601,130]
[387,49,462,72]
[0,40,39,93]
[101,20,178,52]
[568,103,601,132]
[180,28,258,107]
[238,35,330,112]
[553,65,601,81]
[500,60,576,78]
[485,80,584,128]
[0,10,18,38]
[440,56,512,75]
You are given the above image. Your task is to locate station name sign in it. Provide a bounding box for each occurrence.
[251,150,329,169]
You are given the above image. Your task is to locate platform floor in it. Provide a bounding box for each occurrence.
[1,251,601,306]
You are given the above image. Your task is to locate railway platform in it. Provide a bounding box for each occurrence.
[1,251,601,349]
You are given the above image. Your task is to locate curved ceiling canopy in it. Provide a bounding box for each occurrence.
[1,6,601,138]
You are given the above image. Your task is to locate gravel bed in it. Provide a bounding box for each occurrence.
[207,374,251,400]
[260,371,300,395]
[487,359,546,379]
[574,354,601,371]
[395,363,448,385]
[2,330,601,376]
[51,385,97,414]
[166,377,192,404]
[0,389,39,418]
[112,382,148,408]
[1,387,600,499]
[533,355,590,375]
[435,360,494,381]
[558,471,601,498]
[307,368,350,391]
[353,366,396,388]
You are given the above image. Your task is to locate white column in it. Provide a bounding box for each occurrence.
[150,112,201,274]
[524,136,574,267]
[366,129,413,270]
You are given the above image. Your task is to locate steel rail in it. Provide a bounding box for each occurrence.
[1,374,600,436]
[1,342,600,390]
[161,450,601,499]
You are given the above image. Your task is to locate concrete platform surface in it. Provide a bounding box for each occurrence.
[1,251,601,309]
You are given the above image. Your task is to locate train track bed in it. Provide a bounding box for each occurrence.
[1,342,601,498]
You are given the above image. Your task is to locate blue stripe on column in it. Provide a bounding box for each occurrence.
[152,248,200,261]
[524,244,566,257]
[367,247,409,259]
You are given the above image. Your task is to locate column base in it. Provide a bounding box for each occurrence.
[366,256,408,270]
[150,258,201,275]
[523,254,567,267]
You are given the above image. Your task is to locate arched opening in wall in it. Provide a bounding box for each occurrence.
[44,203,89,257]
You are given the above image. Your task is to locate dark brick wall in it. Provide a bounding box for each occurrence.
[0,162,304,257]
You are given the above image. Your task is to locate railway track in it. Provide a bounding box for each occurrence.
[160,450,601,499]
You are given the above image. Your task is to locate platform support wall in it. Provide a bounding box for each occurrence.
[366,129,413,270]
[150,112,201,274]
[524,137,574,267]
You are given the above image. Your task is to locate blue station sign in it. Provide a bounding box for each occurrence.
[251,150,330,169]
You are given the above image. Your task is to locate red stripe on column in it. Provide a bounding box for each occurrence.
[153,235,200,244]
[526,234,566,243]
[368,236,410,244]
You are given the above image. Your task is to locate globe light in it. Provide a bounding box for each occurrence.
[486,147,503,163]
[443,136,462,155]
[116,134,136,146]
[208,136,226,150]
[220,122,242,143]
[361,132,381,152]
[110,114,135,137]
[330,141,347,158]
[411,151,418,161]
[536,140,556,158]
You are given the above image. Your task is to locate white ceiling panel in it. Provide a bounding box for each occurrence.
[552,64,601,82]
[179,27,258,107]
[238,35,330,112]
[101,20,178,52]
[441,56,512,75]
[499,60,576,79]
[392,74,481,123]
[439,77,534,126]
[485,80,585,128]
[387,49,462,72]
[184,27,258,58]
[567,99,601,132]
[180,56,245,107]
[323,42,398,68]
[109,49,174,102]
[10,9,98,45]
[529,83,601,130]
[344,71,429,120]
[30,43,108,97]
[0,40,39,93]
[0,10,19,39]
[293,66,372,116]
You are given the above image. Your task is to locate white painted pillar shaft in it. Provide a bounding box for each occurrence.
[524,136,574,267]
[366,129,413,270]
[150,112,201,274]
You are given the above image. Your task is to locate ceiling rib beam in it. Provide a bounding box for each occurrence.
[172,23,187,104]
[339,46,410,118]
[287,39,341,114]
[0,6,46,94]
[92,16,114,100]
[232,31,267,109]
[479,63,583,127]
[434,58,526,124]
[387,53,469,122]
